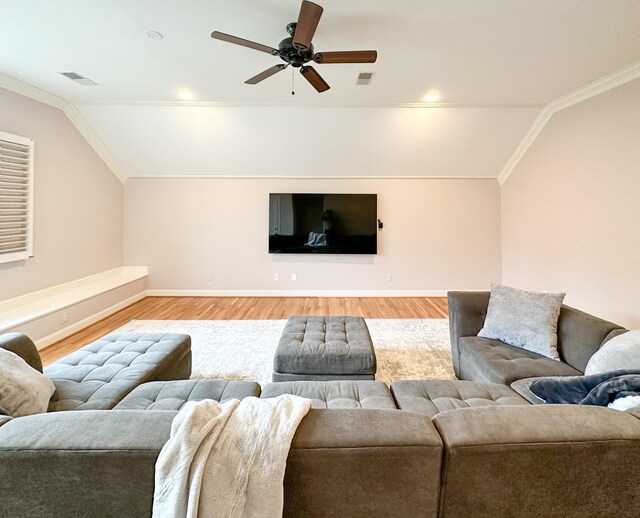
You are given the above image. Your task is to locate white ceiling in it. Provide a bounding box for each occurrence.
[1,0,639,178]
[77,105,541,177]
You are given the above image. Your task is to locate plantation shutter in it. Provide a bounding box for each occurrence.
[0,131,34,264]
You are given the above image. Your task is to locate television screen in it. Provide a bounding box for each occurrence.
[269,193,377,254]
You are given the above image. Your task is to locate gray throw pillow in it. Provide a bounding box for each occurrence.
[0,348,55,416]
[478,284,565,360]
[585,330,640,375]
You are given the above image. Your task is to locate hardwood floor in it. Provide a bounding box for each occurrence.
[39,296,448,366]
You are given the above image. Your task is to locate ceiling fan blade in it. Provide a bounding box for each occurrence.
[300,66,330,93]
[245,64,287,85]
[313,50,378,64]
[293,1,323,51]
[211,31,277,55]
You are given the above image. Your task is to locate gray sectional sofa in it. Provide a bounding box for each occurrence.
[1,292,639,518]
[447,290,627,384]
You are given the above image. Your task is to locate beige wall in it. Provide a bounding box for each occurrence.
[124,178,502,292]
[502,79,640,328]
[0,88,124,301]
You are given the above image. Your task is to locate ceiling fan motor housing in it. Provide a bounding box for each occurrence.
[278,23,314,67]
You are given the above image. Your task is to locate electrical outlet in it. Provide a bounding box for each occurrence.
[386,273,393,281]
[291,273,297,281]
[274,273,279,281]
[60,313,69,325]
[206,272,213,281]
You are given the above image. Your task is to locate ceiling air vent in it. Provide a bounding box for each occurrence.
[356,72,374,86]
[59,71,98,86]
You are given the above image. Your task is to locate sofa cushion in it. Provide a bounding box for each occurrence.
[0,348,55,417]
[584,329,640,375]
[459,336,581,385]
[262,381,396,409]
[44,333,191,411]
[557,306,626,371]
[274,316,376,377]
[391,379,529,418]
[284,409,442,518]
[114,380,261,411]
[478,284,565,360]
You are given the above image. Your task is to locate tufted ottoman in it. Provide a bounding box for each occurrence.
[261,380,397,409]
[273,316,376,382]
[390,379,530,418]
[44,333,192,411]
[114,380,261,411]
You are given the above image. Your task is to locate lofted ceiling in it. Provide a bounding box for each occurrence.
[1,1,639,179]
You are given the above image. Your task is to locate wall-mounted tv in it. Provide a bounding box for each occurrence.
[269,193,377,254]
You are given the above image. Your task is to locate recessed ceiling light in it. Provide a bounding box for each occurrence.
[177,90,194,101]
[145,30,163,40]
[423,90,441,103]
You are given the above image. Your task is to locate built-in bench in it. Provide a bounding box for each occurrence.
[0,266,148,349]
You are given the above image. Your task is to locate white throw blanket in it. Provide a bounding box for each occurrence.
[152,395,312,518]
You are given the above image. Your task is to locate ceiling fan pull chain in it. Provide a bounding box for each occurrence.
[291,67,295,95]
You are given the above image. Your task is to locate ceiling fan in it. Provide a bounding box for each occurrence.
[211,0,377,93]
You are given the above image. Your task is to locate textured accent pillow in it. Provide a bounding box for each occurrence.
[0,348,55,416]
[585,330,640,375]
[478,284,565,360]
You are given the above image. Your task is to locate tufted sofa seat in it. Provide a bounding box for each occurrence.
[458,336,582,385]
[44,333,192,411]
[115,379,261,411]
[262,380,397,409]
[390,379,529,418]
[273,316,377,381]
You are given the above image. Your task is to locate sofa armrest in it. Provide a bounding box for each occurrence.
[447,291,490,378]
[286,409,443,518]
[0,410,175,518]
[0,332,42,372]
[433,405,640,518]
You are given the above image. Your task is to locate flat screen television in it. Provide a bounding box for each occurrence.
[269,193,377,254]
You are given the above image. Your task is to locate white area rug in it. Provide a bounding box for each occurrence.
[115,319,454,386]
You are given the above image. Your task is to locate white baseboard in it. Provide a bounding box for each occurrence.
[146,289,448,297]
[34,291,147,350]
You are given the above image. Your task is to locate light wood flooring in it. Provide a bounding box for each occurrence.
[39,296,448,366]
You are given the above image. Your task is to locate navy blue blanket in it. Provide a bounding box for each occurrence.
[530,370,640,406]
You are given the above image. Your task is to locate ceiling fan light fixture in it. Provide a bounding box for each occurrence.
[210,1,377,93]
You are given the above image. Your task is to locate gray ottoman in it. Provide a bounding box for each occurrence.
[273,316,376,382]
[391,379,529,418]
[115,380,261,410]
[262,380,396,409]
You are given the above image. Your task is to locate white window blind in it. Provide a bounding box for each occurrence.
[0,131,34,264]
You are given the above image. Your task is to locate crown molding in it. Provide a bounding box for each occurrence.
[0,71,67,109]
[0,72,127,184]
[63,104,127,184]
[498,61,640,185]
